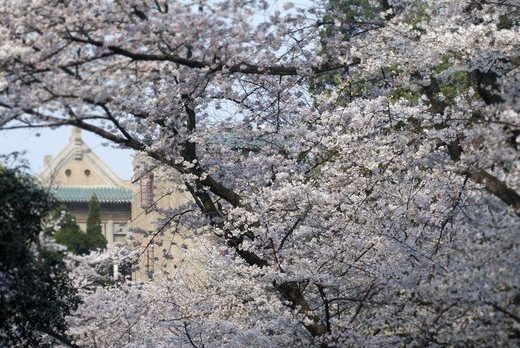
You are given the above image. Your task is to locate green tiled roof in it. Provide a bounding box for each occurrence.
[52,186,133,203]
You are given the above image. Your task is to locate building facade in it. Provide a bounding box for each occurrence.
[40,128,200,282]
[39,128,132,244]
[130,154,197,281]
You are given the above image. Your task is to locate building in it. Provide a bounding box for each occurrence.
[40,128,200,282]
[130,154,198,282]
[39,128,132,243]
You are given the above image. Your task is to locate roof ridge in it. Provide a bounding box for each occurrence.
[52,186,133,203]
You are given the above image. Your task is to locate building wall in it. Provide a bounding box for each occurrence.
[66,202,132,243]
[130,159,199,282]
[48,155,114,187]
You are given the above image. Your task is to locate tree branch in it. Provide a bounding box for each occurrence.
[66,35,359,76]
[468,170,520,216]
[277,281,329,337]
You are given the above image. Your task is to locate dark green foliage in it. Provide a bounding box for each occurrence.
[52,195,107,254]
[0,166,78,347]
[85,194,107,251]
[52,206,90,255]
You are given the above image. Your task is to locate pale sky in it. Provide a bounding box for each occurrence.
[1,127,134,180]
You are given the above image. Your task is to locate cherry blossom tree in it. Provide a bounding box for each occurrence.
[0,0,519,346]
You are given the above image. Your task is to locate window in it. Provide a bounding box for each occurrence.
[113,234,126,243]
[114,222,125,233]
[113,223,127,243]
[145,246,154,277]
[140,173,154,208]
[146,173,154,205]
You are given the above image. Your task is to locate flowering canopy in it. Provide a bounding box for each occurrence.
[0,0,519,346]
